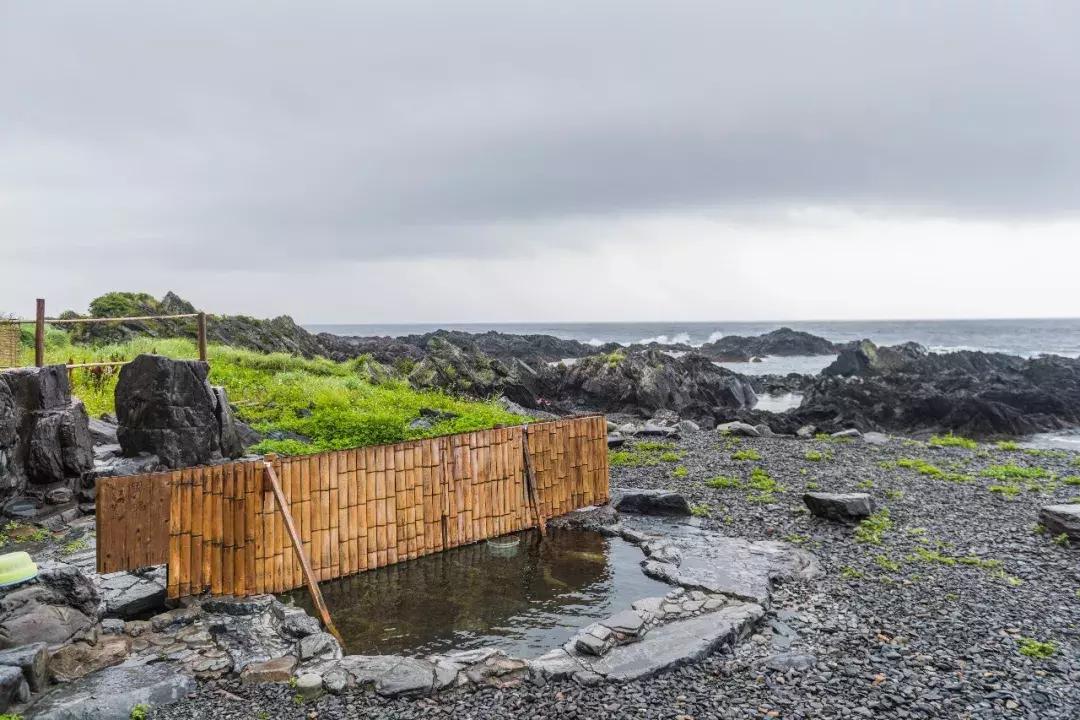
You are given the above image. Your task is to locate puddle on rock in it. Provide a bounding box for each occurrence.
[282,528,671,658]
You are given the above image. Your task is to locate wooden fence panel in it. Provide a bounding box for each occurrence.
[96,415,608,598]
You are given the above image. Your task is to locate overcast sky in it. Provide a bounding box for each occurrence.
[2,1,1079,323]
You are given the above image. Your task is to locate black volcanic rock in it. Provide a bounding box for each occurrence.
[542,349,757,422]
[791,341,1080,436]
[699,327,838,361]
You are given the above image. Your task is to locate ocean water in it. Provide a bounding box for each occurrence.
[310,318,1080,359]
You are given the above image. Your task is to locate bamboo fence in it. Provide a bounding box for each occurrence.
[96,415,609,599]
[0,322,18,368]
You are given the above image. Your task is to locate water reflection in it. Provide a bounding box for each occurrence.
[283,528,670,658]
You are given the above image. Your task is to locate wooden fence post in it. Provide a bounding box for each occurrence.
[197,312,207,362]
[34,299,45,367]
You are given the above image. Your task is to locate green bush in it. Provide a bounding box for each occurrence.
[928,433,978,450]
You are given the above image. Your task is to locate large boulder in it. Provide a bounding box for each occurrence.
[544,349,756,422]
[0,366,93,505]
[115,355,245,468]
[407,337,514,398]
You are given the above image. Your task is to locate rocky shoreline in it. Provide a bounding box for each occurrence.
[45,292,1080,442]
[148,429,1079,719]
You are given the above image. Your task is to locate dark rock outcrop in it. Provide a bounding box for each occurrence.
[541,350,756,422]
[0,366,93,507]
[1039,505,1080,541]
[699,328,838,362]
[792,341,1080,436]
[115,355,246,468]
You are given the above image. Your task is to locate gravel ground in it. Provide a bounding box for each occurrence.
[156,432,1080,719]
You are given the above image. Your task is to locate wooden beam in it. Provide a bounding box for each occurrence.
[34,299,45,367]
[263,460,344,645]
[521,429,546,537]
[197,312,208,362]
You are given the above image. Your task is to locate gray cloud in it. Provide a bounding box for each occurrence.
[1,1,1079,318]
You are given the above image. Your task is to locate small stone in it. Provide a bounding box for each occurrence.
[324,668,348,694]
[240,656,297,684]
[295,672,323,699]
[100,619,125,635]
[601,610,646,636]
[631,597,664,613]
[0,643,49,693]
[298,632,341,661]
[150,607,201,632]
[703,597,726,611]
[831,428,862,438]
[715,421,760,437]
[125,620,151,637]
[796,425,817,438]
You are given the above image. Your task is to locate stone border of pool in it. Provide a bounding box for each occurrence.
[26,502,820,715]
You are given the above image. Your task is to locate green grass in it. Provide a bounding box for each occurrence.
[896,458,971,483]
[981,464,1052,481]
[705,475,740,489]
[24,335,527,455]
[1062,476,1080,486]
[929,433,978,450]
[689,503,711,518]
[1016,636,1056,659]
[731,449,761,462]
[672,465,689,478]
[995,440,1021,451]
[855,509,893,545]
[874,554,901,572]
[129,705,149,720]
[804,450,826,462]
[839,565,864,580]
[988,484,1022,497]
[609,441,679,468]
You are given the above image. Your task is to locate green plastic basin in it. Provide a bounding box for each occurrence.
[0,551,38,588]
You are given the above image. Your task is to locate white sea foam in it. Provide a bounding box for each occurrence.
[634,332,693,346]
[704,331,725,344]
[585,338,606,347]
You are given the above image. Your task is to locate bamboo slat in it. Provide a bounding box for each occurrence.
[99,416,608,600]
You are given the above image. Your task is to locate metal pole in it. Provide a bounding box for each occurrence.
[197,312,207,362]
[34,299,45,367]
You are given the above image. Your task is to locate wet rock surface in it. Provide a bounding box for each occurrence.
[158,432,1080,718]
[803,491,876,521]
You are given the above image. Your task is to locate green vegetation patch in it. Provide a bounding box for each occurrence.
[26,336,527,455]
[609,441,680,468]
[731,448,762,462]
[980,464,1052,481]
[995,440,1021,452]
[896,458,971,483]
[928,433,978,450]
[1016,636,1056,659]
[855,509,893,545]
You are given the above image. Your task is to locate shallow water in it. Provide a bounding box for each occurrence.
[282,528,671,658]
[754,392,804,413]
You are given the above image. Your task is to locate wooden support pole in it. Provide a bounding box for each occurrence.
[263,460,343,645]
[197,312,208,362]
[34,299,45,367]
[521,429,546,537]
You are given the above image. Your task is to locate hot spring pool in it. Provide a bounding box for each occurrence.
[282,528,671,658]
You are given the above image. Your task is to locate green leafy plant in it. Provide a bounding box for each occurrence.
[804,450,825,462]
[1053,533,1070,546]
[610,441,678,468]
[981,464,1051,481]
[995,440,1021,451]
[839,565,864,580]
[929,433,978,450]
[129,705,149,720]
[672,465,688,478]
[884,489,903,500]
[855,509,893,545]
[689,503,711,518]
[856,479,874,489]
[705,475,739,489]
[1016,636,1056,659]
[731,449,761,462]
[874,554,900,572]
